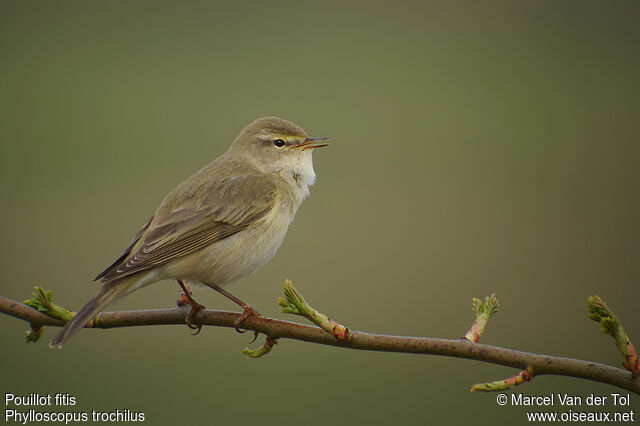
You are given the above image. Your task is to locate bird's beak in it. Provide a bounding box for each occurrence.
[298,137,330,151]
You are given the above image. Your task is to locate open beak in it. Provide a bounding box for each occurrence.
[298,137,330,151]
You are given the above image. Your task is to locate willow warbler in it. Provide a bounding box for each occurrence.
[51,116,328,347]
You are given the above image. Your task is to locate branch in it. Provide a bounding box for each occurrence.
[1,288,638,394]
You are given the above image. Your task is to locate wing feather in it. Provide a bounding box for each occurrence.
[97,175,277,283]
[94,216,153,281]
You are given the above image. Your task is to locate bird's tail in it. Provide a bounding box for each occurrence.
[50,277,139,348]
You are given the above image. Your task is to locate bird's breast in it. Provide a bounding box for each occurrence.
[168,201,294,287]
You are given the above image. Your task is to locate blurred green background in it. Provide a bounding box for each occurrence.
[1,1,638,424]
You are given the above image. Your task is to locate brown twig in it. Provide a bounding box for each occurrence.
[1,295,638,394]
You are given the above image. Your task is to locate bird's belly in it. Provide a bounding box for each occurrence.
[164,216,290,287]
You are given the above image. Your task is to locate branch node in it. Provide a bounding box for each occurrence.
[87,314,101,329]
[242,337,278,358]
[588,295,639,378]
[470,366,535,392]
[464,293,500,343]
[23,286,74,322]
[279,280,351,343]
[25,324,44,343]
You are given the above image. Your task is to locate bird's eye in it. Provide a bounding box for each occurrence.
[273,139,286,148]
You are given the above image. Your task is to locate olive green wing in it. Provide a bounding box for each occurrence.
[94,215,154,281]
[96,175,278,283]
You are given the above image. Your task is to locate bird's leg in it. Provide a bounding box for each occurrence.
[176,280,205,335]
[205,283,261,334]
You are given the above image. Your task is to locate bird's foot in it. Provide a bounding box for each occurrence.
[203,282,261,340]
[177,286,206,335]
[235,305,261,338]
[185,302,206,335]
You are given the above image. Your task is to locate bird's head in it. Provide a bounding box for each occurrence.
[229,116,329,186]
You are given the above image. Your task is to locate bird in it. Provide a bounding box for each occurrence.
[50,116,329,347]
